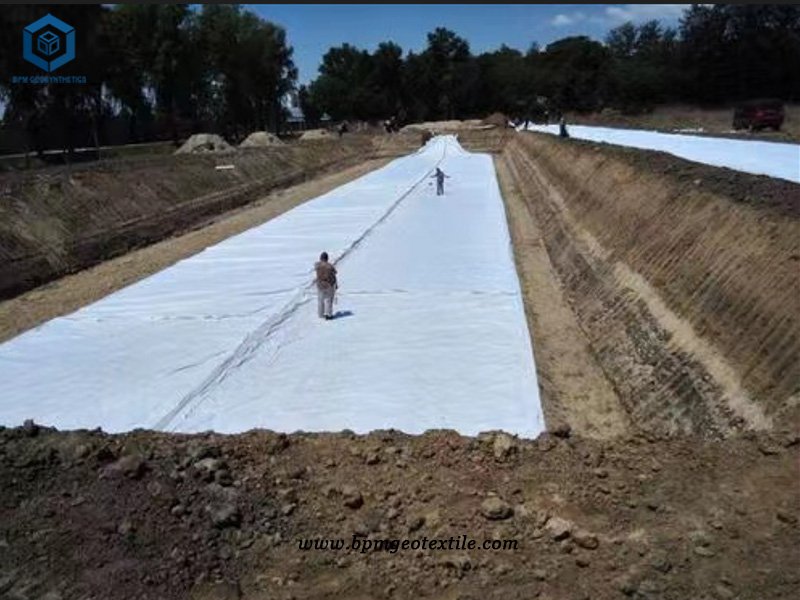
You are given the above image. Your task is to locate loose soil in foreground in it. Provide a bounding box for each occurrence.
[0,425,798,600]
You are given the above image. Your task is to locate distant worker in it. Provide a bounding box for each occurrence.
[559,116,569,138]
[385,116,398,133]
[432,167,450,196]
[314,252,338,320]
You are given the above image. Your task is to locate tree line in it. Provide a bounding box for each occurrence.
[1,4,798,156]
[305,4,800,123]
[0,4,296,154]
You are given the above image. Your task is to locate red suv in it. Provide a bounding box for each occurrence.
[732,99,785,131]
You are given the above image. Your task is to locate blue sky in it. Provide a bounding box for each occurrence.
[250,4,690,84]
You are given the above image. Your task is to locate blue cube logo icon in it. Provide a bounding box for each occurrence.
[23,14,75,73]
[37,31,60,57]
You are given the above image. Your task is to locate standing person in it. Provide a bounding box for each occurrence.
[314,252,337,320]
[432,167,449,196]
[559,116,569,138]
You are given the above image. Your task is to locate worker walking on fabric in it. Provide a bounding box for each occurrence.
[432,167,449,196]
[314,252,337,320]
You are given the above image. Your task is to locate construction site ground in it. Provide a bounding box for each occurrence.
[0,126,797,600]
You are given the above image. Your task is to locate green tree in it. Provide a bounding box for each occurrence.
[297,84,321,126]
[308,43,373,121]
[534,37,610,112]
[605,20,679,112]
[606,22,637,58]
[476,45,525,117]
[197,5,296,138]
[105,5,198,143]
[371,42,404,118]
[421,28,475,119]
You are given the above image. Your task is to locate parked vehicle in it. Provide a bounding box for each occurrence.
[732,99,785,131]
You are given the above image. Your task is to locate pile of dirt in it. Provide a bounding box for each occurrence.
[0,424,796,599]
[175,134,235,155]
[401,120,486,133]
[299,129,333,141]
[482,112,510,127]
[239,132,284,148]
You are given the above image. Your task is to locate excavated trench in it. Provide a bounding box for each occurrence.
[1,128,798,600]
[0,133,422,301]
[1,128,797,441]
[484,132,800,439]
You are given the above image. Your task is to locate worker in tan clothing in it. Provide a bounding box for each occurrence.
[314,252,338,320]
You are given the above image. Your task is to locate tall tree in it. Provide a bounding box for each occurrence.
[371,42,404,118]
[421,28,475,119]
[297,84,321,126]
[476,45,525,117]
[605,20,679,112]
[534,36,610,112]
[308,43,373,120]
[197,5,296,137]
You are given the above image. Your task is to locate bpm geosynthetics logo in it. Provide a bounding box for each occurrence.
[23,13,75,73]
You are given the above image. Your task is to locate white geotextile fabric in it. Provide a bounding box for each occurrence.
[0,136,544,438]
[522,123,800,183]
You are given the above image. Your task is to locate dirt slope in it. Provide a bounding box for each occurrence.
[1,425,797,600]
[566,104,800,143]
[0,133,419,301]
[494,157,628,438]
[0,159,391,344]
[494,133,800,438]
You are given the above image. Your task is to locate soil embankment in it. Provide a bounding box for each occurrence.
[497,133,800,438]
[0,133,420,302]
[566,104,800,143]
[0,159,392,344]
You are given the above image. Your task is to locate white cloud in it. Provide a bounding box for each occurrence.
[603,4,690,25]
[550,12,587,27]
[549,6,689,29]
